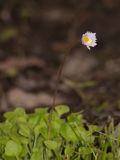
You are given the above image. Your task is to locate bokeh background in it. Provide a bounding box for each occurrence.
[0,0,120,123]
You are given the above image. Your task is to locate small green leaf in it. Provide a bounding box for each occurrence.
[67,112,84,124]
[34,119,47,137]
[18,123,30,137]
[65,146,75,155]
[44,140,60,150]
[28,115,40,128]
[29,109,48,128]
[39,127,48,139]
[4,108,26,122]
[51,119,63,134]
[79,147,93,155]
[30,148,41,160]
[5,140,22,157]
[60,123,78,142]
[55,105,70,116]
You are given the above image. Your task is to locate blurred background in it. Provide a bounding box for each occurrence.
[0,0,120,123]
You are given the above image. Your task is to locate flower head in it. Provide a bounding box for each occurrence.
[81,32,97,50]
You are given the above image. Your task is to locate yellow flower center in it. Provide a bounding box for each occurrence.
[83,35,89,43]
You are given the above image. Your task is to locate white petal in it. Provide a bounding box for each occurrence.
[87,46,90,50]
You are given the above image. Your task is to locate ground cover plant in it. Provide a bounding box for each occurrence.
[0,105,120,160]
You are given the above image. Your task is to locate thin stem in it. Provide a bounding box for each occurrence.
[52,48,69,108]
[52,41,79,109]
[48,40,79,139]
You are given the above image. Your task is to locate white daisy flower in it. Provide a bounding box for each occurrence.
[81,32,97,50]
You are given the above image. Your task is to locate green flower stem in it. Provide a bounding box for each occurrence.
[48,40,79,139]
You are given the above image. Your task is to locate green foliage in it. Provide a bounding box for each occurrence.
[0,106,120,159]
[5,140,22,157]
